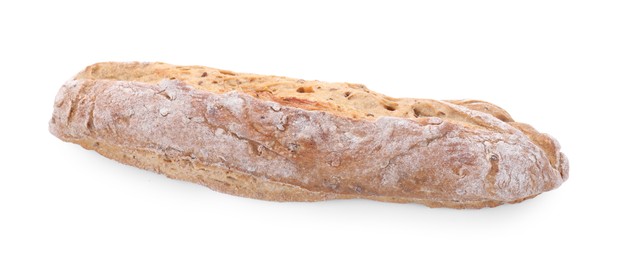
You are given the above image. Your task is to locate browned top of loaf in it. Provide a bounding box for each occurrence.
[75,62,559,167]
[75,62,513,126]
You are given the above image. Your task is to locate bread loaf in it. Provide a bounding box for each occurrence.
[49,62,568,208]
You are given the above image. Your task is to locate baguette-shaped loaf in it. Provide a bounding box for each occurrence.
[49,62,568,208]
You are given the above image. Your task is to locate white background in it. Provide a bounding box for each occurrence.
[1,0,624,259]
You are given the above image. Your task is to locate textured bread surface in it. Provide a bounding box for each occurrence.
[50,62,568,208]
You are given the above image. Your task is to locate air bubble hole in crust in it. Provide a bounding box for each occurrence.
[413,108,421,118]
[296,86,314,93]
[384,105,396,111]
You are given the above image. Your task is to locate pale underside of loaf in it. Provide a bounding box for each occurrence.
[50,62,569,208]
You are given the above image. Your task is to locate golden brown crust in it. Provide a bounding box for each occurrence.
[78,139,513,209]
[75,62,515,125]
[49,62,569,208]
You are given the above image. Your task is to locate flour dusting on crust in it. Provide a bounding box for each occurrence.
[50,77,567,207]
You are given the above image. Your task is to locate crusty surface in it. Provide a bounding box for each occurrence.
[50,62,569,208]
[76,62,515,123]
[76,139,512,209]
